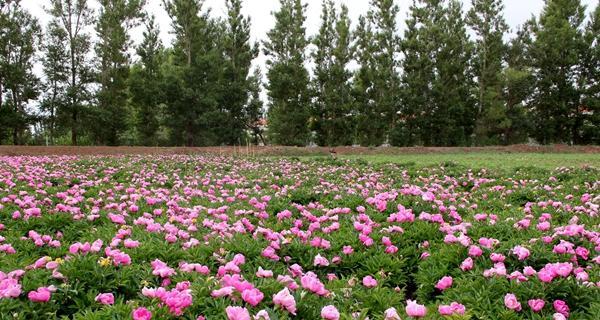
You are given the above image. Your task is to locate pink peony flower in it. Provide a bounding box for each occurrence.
[212,286,235,298]
[438,302,466,316]
[226,306,251,320]
[468,245,483,257]
[320,305,340,320]
[504,293,522,311]
[132,307,152,320]
[384,307,401,320]
[435,276,453,291]
[538,267,556,283]
[314,254,330,267]
[523,266,536,277]
[254,310,270,320]
[460,257,474,271]
[256,267,273,278]
[27,286,53,303]
[342,246,354,255]
[553,263,573,277]
[300,272,329,296]
[95,293,115,305]
[553,300,569,317]
[553,313,567,320]
[405,300,427,318]
[273,288,296,315]
[0,278,22,298]
[241,288,264,307]
[362,275,378,288]
[528,299,545,312]
[512,246,530,261]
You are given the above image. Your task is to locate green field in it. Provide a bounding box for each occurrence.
[332,153,600,170]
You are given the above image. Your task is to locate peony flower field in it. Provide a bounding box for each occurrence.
[0,155,598,319]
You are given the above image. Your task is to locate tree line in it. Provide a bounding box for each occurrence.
[0,0,598,147]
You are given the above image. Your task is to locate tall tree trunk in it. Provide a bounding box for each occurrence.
[70,24,78,146]
[13,127,19,145]
[72,108,78,145]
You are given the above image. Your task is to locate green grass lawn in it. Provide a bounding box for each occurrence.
[334,153,600,170]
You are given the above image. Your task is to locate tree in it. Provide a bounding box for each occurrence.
[312,1,354,146]
[0,1,41,145]
[264,0,311,146]
[353,15,380,146]
[219,0,259,145]
[129,15,163,146]
[396,0,437,146]
[47,0,94,146]
[501,21,535,144]
[370,0,401,145]
[244,67,265,145]
[94,0,145,145]
[162,0,223,146]
[467,0,510,144]
[578,3,600,143]
[432,0,475,146]
[399,0,474,146]
[40,19,70,145]
[530,0,586,144]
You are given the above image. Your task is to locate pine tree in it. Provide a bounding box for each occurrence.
[46,0,94,145]
[40,19,70,145]
[94,0,145,145]
[530,0,586,144]
[312,1,354,146]
[219,0,259,145]
[162,0,223,146]
[396,0,436,146]
[129,15,163,146]
[353,15,380,146]
[579,3,600,143]
[502,22,535,144]
[400,0,474,146]
[245,67,265,145]
[0,1,41,145]
[264,0,311,146]
[433,0,475,146]
[367,0,400,146]
[467,0,509,144]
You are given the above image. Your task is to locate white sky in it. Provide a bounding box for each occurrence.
[20,0,599,79]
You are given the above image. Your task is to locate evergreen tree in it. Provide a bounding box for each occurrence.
[501,21,535,144]
[219,0,259,145]
[432,0,475,146]
[353,15,380,146]
[245,67,265,145]
[312,1,354,146]
[371,0,400,144]
[400,0,474,146]
[40,19,70,145]
[579,3,600,143]
[264,0,311,146]
[162,0,223,146]
[94,0,145,145]
[129,16,163,146]
[396,0,437,146]
[47,0,94,146]
[467,0,509,144]
[0,1,41,145]
[530,0,586,144]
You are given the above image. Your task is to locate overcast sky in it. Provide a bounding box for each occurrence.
[20,0,599,74]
